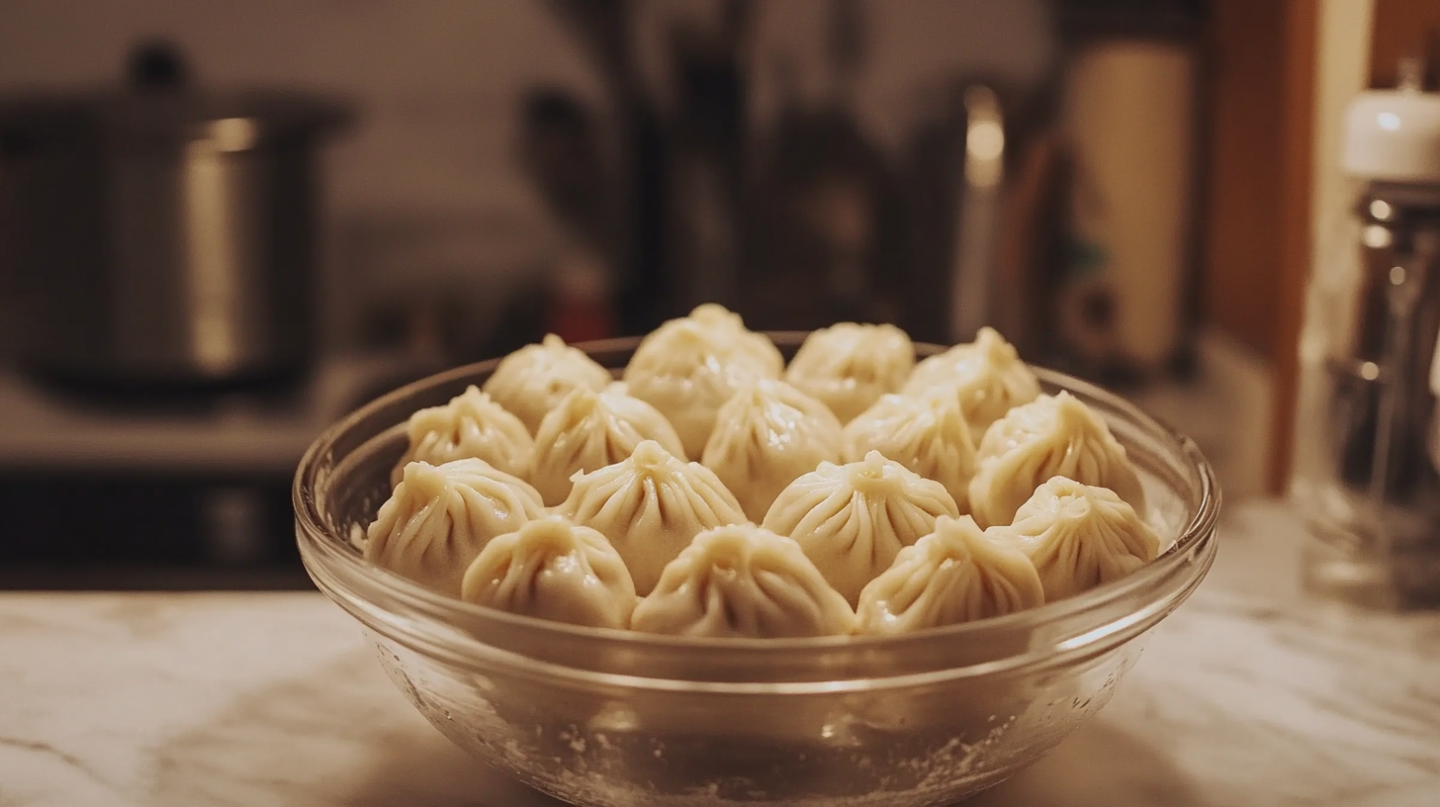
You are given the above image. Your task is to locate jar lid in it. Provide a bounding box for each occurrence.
[1342,59,1440,183]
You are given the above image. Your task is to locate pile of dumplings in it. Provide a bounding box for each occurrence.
[363,304,1162,640]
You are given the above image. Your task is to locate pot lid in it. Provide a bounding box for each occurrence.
[0,41,354,149]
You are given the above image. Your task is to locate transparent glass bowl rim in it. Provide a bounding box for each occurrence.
[295,334,1220,682]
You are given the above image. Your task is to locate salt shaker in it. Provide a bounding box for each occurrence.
[1292,57,1440,608]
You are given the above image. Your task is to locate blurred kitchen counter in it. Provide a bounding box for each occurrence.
[0,351,425,476]
[3,500,1439,807]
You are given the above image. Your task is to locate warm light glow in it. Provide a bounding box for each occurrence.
[967,120,1005,162]
[209,118,257,152]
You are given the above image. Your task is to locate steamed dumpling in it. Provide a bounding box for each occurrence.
[630,524,856,638]
[558,440,747,595]
[968,392,1145,528]
[842,392,977,511]
[701,378,844,521]
[856,515,1044,634]
[686,302,785,374]
[998,476,1161,600]
[460,515,638,629]
[785,323,915,423]
[365,459,547,597]
[482,334,613,434]
[762,451,960,604]
[623,305,782,457]
[530,384,687,506]
[391,385,533,487]
[903,327,1040,434]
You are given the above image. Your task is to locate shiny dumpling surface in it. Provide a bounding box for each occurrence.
[785,322,915,423]
[842,391,977,512]
[623,305,781,458]
[995,476,1160,601]
[630,524,856,638]
[391,385,533,487]
[482,334,613,434]
[365,459,547,597]
[762,451,960,604]
[701,378,844,522]
[530,383,687,506]
[460,515,638,629]
[686,302,786,374]
[856,515,1044,634]
[903,327,1041,435]
[967,392,1145,528]
[558,440,747,596]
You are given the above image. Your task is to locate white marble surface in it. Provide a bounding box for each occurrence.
[3,501,1440,807]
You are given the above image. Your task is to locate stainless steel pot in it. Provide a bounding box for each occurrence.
[0,48,352,393]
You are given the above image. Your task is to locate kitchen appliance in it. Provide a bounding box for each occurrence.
[1292,57,1440,608]
[0,42,352,394]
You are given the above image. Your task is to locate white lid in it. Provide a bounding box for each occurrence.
[1342,69,1440,182]
[1342,88,1440,182]
[1431,324,1440,397]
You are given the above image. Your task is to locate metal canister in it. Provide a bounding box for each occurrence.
[0,43,352,394]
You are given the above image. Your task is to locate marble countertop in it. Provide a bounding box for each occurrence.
[4,501,1440,807]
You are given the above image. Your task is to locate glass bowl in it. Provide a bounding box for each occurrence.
[294,334,1220,807]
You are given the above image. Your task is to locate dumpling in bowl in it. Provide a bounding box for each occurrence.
[460,515,638,629]
[856,515,1043,635]
[623,305,782,458]
[842,392,977,511]
[558,440,747,595]
[630,524,856,638]
[997,476,1161,601]
[391,385,533,486]
[762,451,960,604]
[686,302,785,374]
[702,378,844,522]
[366,459,547,597]
[784,323,915,423]
[968,392,1145,528]
[530,384,687,506]
[903,327,1040,434]
[482,334,613,434]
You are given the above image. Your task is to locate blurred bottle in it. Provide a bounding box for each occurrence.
[1051,0,1205,383]
[1293,57,1440,609]
[665,9,748,316]
[739,0,902,331]
[545,252,616,344]
[519,87,619,344]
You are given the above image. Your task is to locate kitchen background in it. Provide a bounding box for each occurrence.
[0,0,1433,596]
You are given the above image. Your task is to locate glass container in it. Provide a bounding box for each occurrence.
[295,334,1219,806]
